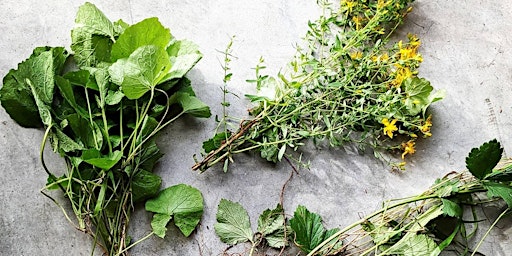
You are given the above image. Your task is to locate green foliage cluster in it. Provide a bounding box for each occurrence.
[0,2,208,255]
[194,0,444,172]
[214,140,512,255]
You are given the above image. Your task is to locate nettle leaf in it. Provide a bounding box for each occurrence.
[289,205,327,253]
[214,199,253,245]
[131,169,162,203]
[484,181,512,208]
[109,45,171,99]
[163,40,202,81]
[0,47,67,127]
[71,2,116,67]
[145,184,204,238]
[466,139,503,180]
[111,17,171,61]
[175,92,211,118]
[403,77,443,116]
[441,199,462,217]
[82,149,122,170]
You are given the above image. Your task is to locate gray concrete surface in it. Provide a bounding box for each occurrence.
[1,0,511,255]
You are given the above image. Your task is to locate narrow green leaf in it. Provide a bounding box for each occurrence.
[466,139,503,180]
[214,199,253,245]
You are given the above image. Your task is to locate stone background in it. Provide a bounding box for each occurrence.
[1,1,511,255]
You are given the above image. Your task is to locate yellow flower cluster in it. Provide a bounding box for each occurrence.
[401,140,415,159]
[390,34,423,87]
[420,115,433,137]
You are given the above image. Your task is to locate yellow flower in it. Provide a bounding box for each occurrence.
[401,140,416,159]
[398,36,423,62]
[343,1,356,13]
[352,16,363,30]
[371,53,389,62]
[393,67,412,87]
[377,0,390,9]
[382,118,398,138]
[350,51,363,60]
[420,115,433,137]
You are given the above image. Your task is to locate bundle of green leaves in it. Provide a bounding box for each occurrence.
[0,3,209,255]
[214,140,512,256]
[193,0,444,172]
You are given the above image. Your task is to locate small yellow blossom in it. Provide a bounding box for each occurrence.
[350,51,363,60]
[401,140,416,159]
[371,53,389,62]
[420,115,433,137]
[393,67,412,87]
[352,16,363,30]
[343,1,356,13]
[382,118,398,138]
[377,0,390,9]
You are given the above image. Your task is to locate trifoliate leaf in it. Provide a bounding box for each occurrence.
[289,205,327,253]
[131,169,162,203]
[111,17,172,61]
[466,139,503,180]
[82,149,122,170]
[484,181,512,208]
[145,184,204,237]
[109,45,171,99]
[214,199,253,245]
[441,199,462,217]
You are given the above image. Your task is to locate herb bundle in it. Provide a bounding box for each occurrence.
[194,0,444,172]
[214,140,512,256]
[0,3,209,255]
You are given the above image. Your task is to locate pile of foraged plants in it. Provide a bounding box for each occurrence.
[194,0,444,172]
[0,3,209,255]
[214,140,512,256]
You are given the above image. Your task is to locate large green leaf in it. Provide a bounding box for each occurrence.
[289,205,327,253]
[111,17,171,61]
[109,45,171,99]
[145,184,204,237]
[214,199,253,245]
[466,139,503,180]
[66,113,103,149]
[0,47,67,127]
[71,2,115,67]
[131,169,162,203]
